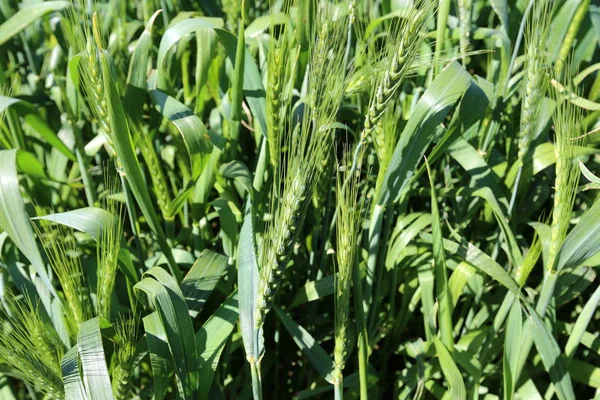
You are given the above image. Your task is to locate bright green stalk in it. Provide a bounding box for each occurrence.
[229,9,245,150]
[502,0,534,96]
[353,260,370,400]
[433,0,450,77]
[250,360,263,400]
[458,0,472,64]
[426,159,453,351]
[556,0,591,80]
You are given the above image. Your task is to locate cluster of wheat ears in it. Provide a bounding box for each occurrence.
[0,0,599,399]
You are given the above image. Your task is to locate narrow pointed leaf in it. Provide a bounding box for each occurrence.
[275,306,336,383]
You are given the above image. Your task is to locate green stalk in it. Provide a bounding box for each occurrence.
[513,271,557,380]
[367,205,393,333]
[250,360,263,400]
[252,137,268,193]
[119,172,145,272]
[229,11,245,155]
[334,381,343,400]
[353,256,369,400]
[74,124,97,206]
[433,0,450,78]
[6,109,26,150]
[502,0,534,96]
[556,0,591,80]
[508,165,522,216]
[365,204,384,315]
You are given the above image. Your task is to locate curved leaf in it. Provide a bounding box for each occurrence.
[0,149,55,295]
[196,291,239,400]
[0,96,75,161]
[275,306,336,384]
[150,89,213,154]
[377,61,472,206]
[238,200,264,361]
[0,1,70,47]
[134,268,198,399]
[78,318,115,400]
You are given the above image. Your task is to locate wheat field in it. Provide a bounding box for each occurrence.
[0,0,599,399]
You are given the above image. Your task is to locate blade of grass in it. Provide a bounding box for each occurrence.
[0,1,70,46]
[78,318,115,400]
[0,149,55,296]
[274,305,336,384]
[196,291,239,400]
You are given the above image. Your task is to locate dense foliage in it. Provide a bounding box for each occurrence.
[0,0,599,399]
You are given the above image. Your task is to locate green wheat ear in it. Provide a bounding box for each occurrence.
[34,214,91,335]
[547,73,586,273]
[111,313,139,400]
[0,294,65,399]
[255,0,351,329]
[97,174,125,320]
[517,0,553,166]
[360,0,434,142]
[334,145,367,384]
[266,9,298,170]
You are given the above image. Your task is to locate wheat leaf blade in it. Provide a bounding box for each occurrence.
[196,291,239,400]
[78,318,115,400]
[274,305,336,384]
[0,1,70,46]
[181,250,228,318]
[238,200,263,361]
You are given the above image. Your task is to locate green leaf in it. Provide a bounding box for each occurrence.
[238,200,263,361]
[33,207,112,240]
[579,160,600,186]
[425,158,453,351]
[420,233,521,295]
[555,198,600,272]
[0,1,70,47]
[15,150,49,180]
[275,306,336,383]
[289,275,335,309]
[503,294,522,400]
[61,345,86,400]
[216,28,268,137]
[125,9,162,122]
[143,312,174,400]
[135,268,199,399]
[220,160,254,197]
[150,89,213,155]
[196,291,239,400]
[0,149,55,296]
[433,337,466,400]
[564,284,600,361]
[244,13,288,38]
[489,0,509,34]
[181,250,228,318]
[527,305,575,400]
[0,96,76,161]
[78,318,115,400]
[570,359,600,389]
[377,61,472,206]
[156,17,223,90]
